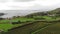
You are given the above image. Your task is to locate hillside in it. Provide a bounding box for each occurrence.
[26,8,60,17]
[0,8,60,34]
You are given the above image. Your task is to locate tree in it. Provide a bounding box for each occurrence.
[0,13,5,16]
[0,13,5,20]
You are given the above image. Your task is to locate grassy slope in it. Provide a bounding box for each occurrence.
[0,18,35,32]
[34,23,60,34]
[0,8,60,34]
[0,24,13,32]
[0,16,60,32]
[4,22,51,34]
[0,24,22,32]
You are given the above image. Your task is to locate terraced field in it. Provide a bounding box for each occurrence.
[0,24,22,32]
[34,23,60,34]
[0,18,59,34]
[1,21,54,34]
[0,8,60,34]
[0,18,35,33]
[0,16,60,34]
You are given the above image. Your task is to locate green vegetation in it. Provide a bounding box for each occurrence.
[11,18,34,22]
[0,24,22,32]
[0,8,60,34]
[0,20,10,24]
[33,23,60,34]
[3,22,52,34]
[0,24,13,32]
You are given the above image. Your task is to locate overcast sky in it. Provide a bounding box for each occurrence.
[0,0,60,10]
[0,0,60,18]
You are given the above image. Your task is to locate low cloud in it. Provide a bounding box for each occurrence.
[14,0,34,2]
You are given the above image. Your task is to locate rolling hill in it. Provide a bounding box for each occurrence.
[0,8,60,34]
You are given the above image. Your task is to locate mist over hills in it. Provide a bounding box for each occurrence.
[0,8,60,18]
[0,10,41,18]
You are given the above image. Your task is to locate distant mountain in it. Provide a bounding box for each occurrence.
[25,8,60,17]
[47,8,60,14]
[1,10,41,18]
[1,8,60,18]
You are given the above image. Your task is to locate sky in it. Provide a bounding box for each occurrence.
[0,0,60,18]
[0,0,60,10]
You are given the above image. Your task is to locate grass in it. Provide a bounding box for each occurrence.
[3,22,51,34]
[11,18,34,22]
[0,20,10,24]
[0,18,34,24]
[0,16,60,23]
[0,16,60,33]
[33,22,60,34]
[0,24,24,32]
[0,17,35,32]
[0,24,14,32]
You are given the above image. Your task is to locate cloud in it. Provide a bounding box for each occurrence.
[28,4,60,11]
[0,0,8,3]
[13,0,34,2]
[0,0,60,10]
[0,0,60,18]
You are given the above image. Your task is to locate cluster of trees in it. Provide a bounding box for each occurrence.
[26,8,60,18]
[0,8,60,24]
[0,13,5,20]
